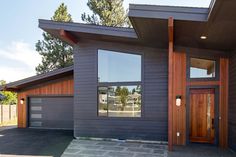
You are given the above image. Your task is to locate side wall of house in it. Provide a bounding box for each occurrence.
[229,53,236,151]
[74,40,168,141]
[17,76,74,128]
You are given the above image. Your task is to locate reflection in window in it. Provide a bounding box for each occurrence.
[98,49,142,118]
[98,50,141,82]
[98,86,141,117]
[190,58,216,78]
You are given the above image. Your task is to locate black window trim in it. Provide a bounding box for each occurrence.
[187,55,220,82]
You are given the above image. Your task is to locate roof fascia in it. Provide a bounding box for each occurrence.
[207,0,222,22]
[2,66,73,91]
[128,4,209,22]
[39,19,137,39]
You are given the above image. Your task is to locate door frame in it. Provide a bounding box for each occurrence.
[186,85,219,145]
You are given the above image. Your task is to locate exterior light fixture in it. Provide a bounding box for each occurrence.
[200,36,207,40]
[20,98,25,105]
[176,95,182,107]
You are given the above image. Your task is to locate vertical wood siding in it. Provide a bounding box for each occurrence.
[172,52,186,145]
[74,41,168,141]
[229,54,236,151]
[168,17,174,150]
[219,58,229,148]
[17,76,74,128]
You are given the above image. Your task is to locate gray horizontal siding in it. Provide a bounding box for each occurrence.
[74,40,168,141]
[229,53,236,151]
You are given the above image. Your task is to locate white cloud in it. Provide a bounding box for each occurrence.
[0,66,35,83]
[0,41,41,83]
[0,41,41,68]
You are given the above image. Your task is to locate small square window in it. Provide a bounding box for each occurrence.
[190,58,216,78]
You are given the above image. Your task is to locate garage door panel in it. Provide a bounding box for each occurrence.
[30,121,42,127]
[30,98,42,104]
[42,119,73,129]
[31,106,42,111]
[29,97,73,129]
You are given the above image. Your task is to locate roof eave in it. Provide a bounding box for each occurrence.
[128,4,209,22]
[1,66,74,92]
[39,19,138,44]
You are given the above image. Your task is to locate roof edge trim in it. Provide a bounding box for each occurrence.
[128,4,209,22]
[39,19,138,39]
[0,66,74,91]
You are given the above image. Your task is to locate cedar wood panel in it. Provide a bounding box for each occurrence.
[219,58,229,148]
[17,76,74,128]
[172,52,186,145]
[189,89,215,143]
[229,53,236,151]
[74,40,168,141]
[168,17,174,150]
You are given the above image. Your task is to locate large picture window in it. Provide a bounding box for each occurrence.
[98,49,142,117]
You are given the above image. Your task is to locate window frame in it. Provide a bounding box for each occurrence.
[187,55,220,81]
[97,49,144,118]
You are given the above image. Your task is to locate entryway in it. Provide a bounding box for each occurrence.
[189,88,217,144]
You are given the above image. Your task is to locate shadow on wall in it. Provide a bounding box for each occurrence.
[0,128,73,157]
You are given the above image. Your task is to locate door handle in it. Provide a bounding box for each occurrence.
[212,119,214,130]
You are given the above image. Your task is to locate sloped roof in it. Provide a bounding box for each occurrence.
[39,0,236,51]
[0,66,73,91]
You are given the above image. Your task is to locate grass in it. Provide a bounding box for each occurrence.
[0,119,17,127]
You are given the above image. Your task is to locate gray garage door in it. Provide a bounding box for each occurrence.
[29,96,73,130]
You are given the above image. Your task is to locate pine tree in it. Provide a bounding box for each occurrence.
[35,3,73,74]
[82,0,131,27]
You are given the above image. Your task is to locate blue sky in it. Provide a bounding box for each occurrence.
[98,50,141,82]
[0,0,211,83]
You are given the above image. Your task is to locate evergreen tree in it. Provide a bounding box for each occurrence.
[35,3,73,74]
[82,0,131,27]
[115,86,121,96]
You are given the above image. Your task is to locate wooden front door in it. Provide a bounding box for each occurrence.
[190,89,215,144]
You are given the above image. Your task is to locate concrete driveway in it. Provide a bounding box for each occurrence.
[0,128,73,157]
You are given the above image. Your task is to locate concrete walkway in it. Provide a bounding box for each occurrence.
[62,139,168,157]
[62,139,236,157]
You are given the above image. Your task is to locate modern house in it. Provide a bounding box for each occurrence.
[1,0,236,151]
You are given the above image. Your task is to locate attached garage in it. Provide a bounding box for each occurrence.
[0,66,74,130]
[29,96,73,129]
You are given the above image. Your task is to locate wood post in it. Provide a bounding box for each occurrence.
[219,58,229,148]
[168,17,174,151]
